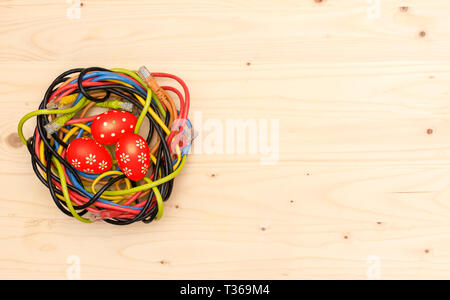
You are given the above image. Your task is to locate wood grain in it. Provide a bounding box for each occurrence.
[1,0,450,279]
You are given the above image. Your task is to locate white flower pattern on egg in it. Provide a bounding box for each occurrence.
[98,160,108,170]
[141,165,148,174]
[115,133,150,181]
[122,167,132,176]
[71,159,80,168]
[120,153,130,163]
[66,138,112,174]
[136,140,145,149]
[86,154,96,165]
[138,152,147,163]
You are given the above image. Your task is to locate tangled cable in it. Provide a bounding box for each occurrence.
[18,67,192,225]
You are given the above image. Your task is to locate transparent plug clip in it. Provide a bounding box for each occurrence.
[137,66,152,82]
[170,119,195,155]
[86,211,113,222]
[46,101,58,109]
[120,101,134,112]
[44,122,62,138]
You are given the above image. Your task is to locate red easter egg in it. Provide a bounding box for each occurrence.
[66,137,112,174]
[91,110,137,145]
[115,133,150,181]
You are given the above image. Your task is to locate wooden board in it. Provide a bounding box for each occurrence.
[1,0,450,279]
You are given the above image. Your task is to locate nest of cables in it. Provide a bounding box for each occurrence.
[18,67,192,225]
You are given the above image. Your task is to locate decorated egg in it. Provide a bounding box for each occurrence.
[66,137,112,174]
[91,110,137,145]
[115,133,150,181]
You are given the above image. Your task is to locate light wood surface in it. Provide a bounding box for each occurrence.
[1,0,450,280]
